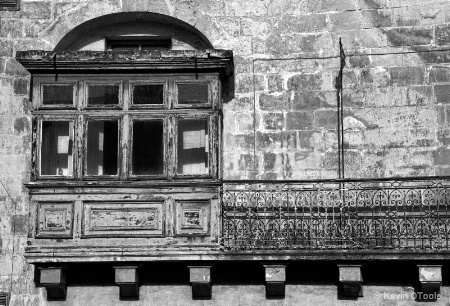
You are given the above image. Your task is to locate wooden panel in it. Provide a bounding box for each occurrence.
[82,202,164,237]
[175,200,210,236]
[36,202,73,238]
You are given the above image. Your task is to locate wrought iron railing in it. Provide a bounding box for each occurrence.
[221,178,450,250]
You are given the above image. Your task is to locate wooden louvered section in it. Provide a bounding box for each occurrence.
[0,292,9,306]
[0,0,19,11]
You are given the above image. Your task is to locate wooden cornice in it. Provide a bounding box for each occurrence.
[16,49,234,78]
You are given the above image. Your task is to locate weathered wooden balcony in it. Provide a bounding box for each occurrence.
[222,177,450,257]
[25,177,450,263]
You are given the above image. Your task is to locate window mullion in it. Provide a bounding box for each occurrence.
[210,113,218,178]
[167,115,175,180]
[75,115,83,179]
[78,81,85,110]
[121,114,129,180]
[123,80,129,111]
[168,80,175,109]
[121,80,130,180]
[167,80,175,180]
[75,80,81,110]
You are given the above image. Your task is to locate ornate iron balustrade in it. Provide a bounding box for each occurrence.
[221,178,450,251]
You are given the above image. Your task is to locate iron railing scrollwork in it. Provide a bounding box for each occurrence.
[221,178,450,250]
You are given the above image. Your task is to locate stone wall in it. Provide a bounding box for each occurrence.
[0,48,34,305]
[1,0,450,305]
[39,285,450,306]
[222,0,450,180]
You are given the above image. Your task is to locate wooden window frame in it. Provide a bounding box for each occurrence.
[84,80,124,110]
[35,115,78,180]
[82,115,123,180]
[31,74,221,182]
[36,82,78,110]
[128,115,168,180]
[174,81,212,109]
[173,113,218,179]
[129,80,167,109]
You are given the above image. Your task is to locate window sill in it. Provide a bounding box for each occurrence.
[25,179,222,190]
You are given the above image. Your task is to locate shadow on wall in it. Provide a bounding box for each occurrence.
[34,261,423,288]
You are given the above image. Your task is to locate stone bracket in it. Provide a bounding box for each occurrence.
[338,264,363,298]
[418,265,442,296]
[188,265,213,300]
[263,264,287,299]
[38,266,67,301]
[114,265,141,301]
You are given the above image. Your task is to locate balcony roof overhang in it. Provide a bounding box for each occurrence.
[15,49,234,78]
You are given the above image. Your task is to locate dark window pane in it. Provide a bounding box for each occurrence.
[88,85,119,105]
[87,121,118,175]
[41,121,73,176]
[132,85,164,105]
[177,84,208,104]
[177,119,208,175]
[42,85,73,105]
[141,39,171,50]
[107,39,171,51]
[132,120,164,175]
[109,43,140,51]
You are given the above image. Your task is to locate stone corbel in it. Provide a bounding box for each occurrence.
[187,265,213,300]
[418,265,442,296]
[38,266,67,301]
[263,264,287,299]
[338,264,363,297]
[114,265,141,301]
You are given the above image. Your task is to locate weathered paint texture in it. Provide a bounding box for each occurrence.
[2,0,450,305]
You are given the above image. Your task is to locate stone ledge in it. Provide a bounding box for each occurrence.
[24,248,450,263]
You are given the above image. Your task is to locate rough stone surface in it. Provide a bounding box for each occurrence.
[385,27,433,46]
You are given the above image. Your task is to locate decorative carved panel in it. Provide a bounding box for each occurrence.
[175,201,210,236]
[37,202,73,238]
[82,202,164,237]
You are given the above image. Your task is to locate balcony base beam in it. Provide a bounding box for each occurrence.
[39,266,67,301]
[418,265,442,297]
[188,265,213,300]
[263,265,287,299]
[114,265,140,300]
[338,264,363,298]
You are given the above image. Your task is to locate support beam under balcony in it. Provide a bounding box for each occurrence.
[114,265,140,300]
[188,265,213,300]
[338,264,363,297]
[38,266,67,301]
[418,265,442,298]
[263,264,287,299]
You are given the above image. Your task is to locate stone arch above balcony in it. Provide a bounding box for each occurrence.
[29,0,215,51]
[52,12,213,51]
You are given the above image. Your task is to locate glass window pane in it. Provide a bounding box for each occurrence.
[41,121,73,176]
[177,119,208,175]
[132,120,164,175]
[177,84,208,104]
[132,84,164,105]
[42,85,73,105]
[87,120,118,176]
[88,85,119,105]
